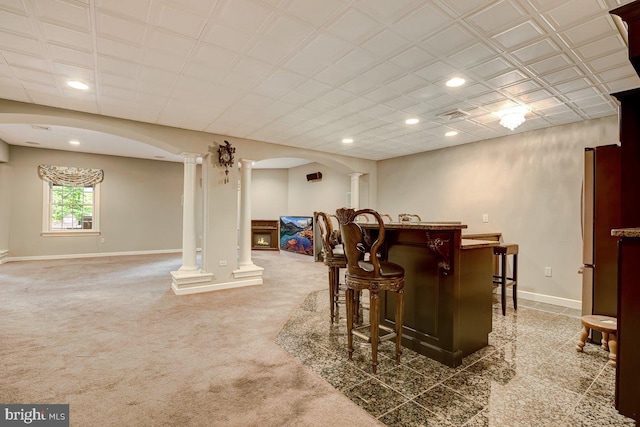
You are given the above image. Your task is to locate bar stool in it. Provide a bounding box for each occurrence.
[314,212,347,324]
[493,243,518,316]
[336,207,405,374]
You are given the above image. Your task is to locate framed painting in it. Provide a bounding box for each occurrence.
[279,216,314,256]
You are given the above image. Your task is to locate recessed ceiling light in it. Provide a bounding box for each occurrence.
[69,140,80,146]
[405,118,420,125]
[445,131,458,137]
[342,138,354,143]
[446,77,466,87]
[67,81,89,90]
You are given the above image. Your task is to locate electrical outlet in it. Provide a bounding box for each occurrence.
[482,214,489,223]
[219,260,227,267]
[100,237,105,243]
[545,267,552,277]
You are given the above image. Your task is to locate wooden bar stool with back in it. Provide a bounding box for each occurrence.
[336,207,405,374]
[314,212,347,324]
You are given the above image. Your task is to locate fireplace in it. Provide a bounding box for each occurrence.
[251,220,279,251]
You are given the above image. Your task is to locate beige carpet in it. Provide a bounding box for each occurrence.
[0,251,382,426]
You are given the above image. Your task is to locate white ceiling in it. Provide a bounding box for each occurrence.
[0,0,637,164]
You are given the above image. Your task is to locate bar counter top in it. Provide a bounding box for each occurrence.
[361,221,467,231]
[461,239,500,249]
[612,227,640,237]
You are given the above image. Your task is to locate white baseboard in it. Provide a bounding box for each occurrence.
[496,287,581,310]
[0,249,8,264]
[3,249,182,263]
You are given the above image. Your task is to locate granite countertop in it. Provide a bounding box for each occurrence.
[361,222,467,230]
[461,239,500,249]
[612,227,640,237]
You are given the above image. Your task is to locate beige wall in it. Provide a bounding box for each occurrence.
[7,145,188,258]
[251,169,288,220]
[251,163,353,220]
[378,116,619,304]
[287,162,351,216]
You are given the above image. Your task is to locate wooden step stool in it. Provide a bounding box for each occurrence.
[576,314,617,366]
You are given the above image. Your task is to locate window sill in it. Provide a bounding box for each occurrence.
[41,230,101,237]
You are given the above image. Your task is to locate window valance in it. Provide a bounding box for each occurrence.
[37,164,104,187]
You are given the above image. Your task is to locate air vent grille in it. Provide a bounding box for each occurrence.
[31,125,51,131]
[437,109,469,120]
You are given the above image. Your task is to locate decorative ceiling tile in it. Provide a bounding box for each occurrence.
[285,0,345,26]
[33,0,90,31]
[41,22,92,51]
[151,0,208,39]
[543,0,608,30]
[362,30,410,58]
[512,38,561,63]
[326,7,381,43]
[492,20,545,50]
[95,0,151,22]
[466,0,527,33]
[561,14,617,45]
[420,24,475,55]
[96,12,147,45]
[201,23,253,52]
[393,2,450,40]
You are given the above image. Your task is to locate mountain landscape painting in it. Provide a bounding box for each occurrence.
[279,216,314,256]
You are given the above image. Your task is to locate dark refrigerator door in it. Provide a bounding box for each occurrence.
[592,145,621,318]
[582,148,595,316]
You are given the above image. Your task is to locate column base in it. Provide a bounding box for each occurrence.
[233,263,265,280]
[170,269,213,294]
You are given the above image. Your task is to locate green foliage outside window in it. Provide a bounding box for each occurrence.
[50,184,94,230]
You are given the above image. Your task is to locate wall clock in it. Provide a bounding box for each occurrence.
[218,140,235,183]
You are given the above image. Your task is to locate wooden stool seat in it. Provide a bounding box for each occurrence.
[576,315,617,366]
[337,208,405,374]
[493,243,518,315]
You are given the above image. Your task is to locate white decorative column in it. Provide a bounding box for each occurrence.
[233,159,264,281]
[171,152,212,293]
[180,153,198,271]
[349,172,363,209]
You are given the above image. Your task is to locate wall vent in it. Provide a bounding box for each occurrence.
[31,125,51,131]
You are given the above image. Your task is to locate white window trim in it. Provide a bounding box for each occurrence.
[41,180,101,237]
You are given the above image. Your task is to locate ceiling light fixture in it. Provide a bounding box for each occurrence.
[405,118,420,125]
[496,106,528,131]
[342,138,354,143]
[446,77,465,87]
[445,131,458,137]
[69,140,80,146]
[67,81,89,90]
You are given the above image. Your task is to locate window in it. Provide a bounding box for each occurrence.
[38,164,103,236]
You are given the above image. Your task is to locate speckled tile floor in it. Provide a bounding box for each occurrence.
[276,290,636,427]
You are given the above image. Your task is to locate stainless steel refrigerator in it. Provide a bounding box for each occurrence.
[582,145,621,326]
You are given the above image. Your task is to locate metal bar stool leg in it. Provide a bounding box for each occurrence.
[501,252,507,316]
[512,253,518,311]
[370,290,380,374]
